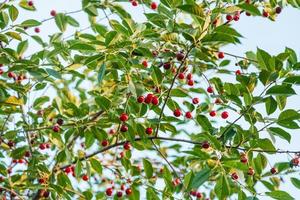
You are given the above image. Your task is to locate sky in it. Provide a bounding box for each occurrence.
[13,0,300,199]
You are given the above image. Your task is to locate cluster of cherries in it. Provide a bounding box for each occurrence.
[105,186,132,197]
[52,118,63,132]
[0,64,27,83]
[63,165,89,181]
[129,0,158,10]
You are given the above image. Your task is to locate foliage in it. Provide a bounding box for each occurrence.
[0,0,300,199]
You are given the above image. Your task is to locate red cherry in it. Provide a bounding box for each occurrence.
[201,141,210,149]
[196,192,202,199]
[119,113,129,122]
[34,27,40,33]
[50,10,56,16]
[186,73,192,80]
[46,143,51,148]
[150,2,157,10]
[235,70,241,75]
[209,110,216,117]
[233,15,240,21]
[163,62,171,70]
[125,188,132,195]
[82,174,89,181]
[226,15,232,21]
[64,167,71,174]
[248,167,255,176]
[39,143,46,150]
[8,72,15,78]
[0,69,3,75]
[207,86,213,93]
[185,112,192,119]
[39,178,46,184]
[190,191,197,196]
[263,10,269,17]
[106,188,113,196]
[142,60,148,67]
[120,184,125,191]
[270,167,277,174]
[178,72,185,80]
[109,129,115,135]
[132,1,138,6]
[146,127,153,135]
[173,108,182,117]
[42,190,50,198]
[231,172,238,180]
[28,1,33,6]
[221,111,229,119]
[119,152,124,158]
[18,159,24,164]
[240,156,248,163]
[120,124,128,132]
[291,157,299,166]
[176,52,185,61]
[24,151,31,157]
[137,96,144,103]
[8,140,14,147]
[117,191,123,198]
[218,52,224,59]
[151,96,159,105]
[192,98,199,104]
[275,7,282,14]
[123,142,131,150]
[187,79,194,86]
[52,124,60,132]
[145,93,153,104]
[57,118,64,126]
[101,140,109,147]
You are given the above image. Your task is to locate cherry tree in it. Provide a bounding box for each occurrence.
[0,0,300,199]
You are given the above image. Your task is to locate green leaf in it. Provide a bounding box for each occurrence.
[266,190,294,200]
[184,171,194,190]
[9,5,19,22]
[266,85,296,96]
[33,96,50,108]
[143,158,153,179]
[291,178,300,189]
[105,31,118,46]
[196,115,213,132]
[17,40,28,56]
[253,138,276,152]
[55,13,67,32]
[277,109,300,129]
[97,63,106,84]
[177,4,205,17]
[170,88,189,97]
[70,43,95,51]
[267,127,291,143]
[90,158,103,175]
[257,48,272,70]
[66,16,79,27]
[10,146,27,159]
[75,159,82,178]
[215,175,230,199]
[191,167,211,189]
[20,19,41,27]
[237,3,261,16]
[265,96,277,115]
[46,68,62,79]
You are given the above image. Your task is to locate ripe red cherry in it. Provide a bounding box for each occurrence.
[132,1,138,6]
[263,10,269,17]
[120,124,128,132]
[101,140,109,147]
[192,97,199,104]
[82,174,89,181]
[173,108,182,117]
[125,188,132,195]
[0,69,3,75]
[151,96,159,105]
[270,167,277,174]
[231,172,239,180]
[137,96,144,103]
[163,62,171,70]
[8,140,14,147]
[28,1,33,6]
[64,167,71,174]
[8,72,15,78]
[57,118,64,126]
[117,191,123,198]
[218,52,224,59]
[196,192,202,199]
[142,60,148,67]
[233,15,240,21]
[202,141,210,149]
[226,15,232,21]
[246,12,251,16]
[39,178,46,184]
[34,27,40,33]
[190,190,197,196]
[24,151,31,157]
[235,70,241,75]
[109,129,115,135]
[207,86,213,93]
[248,167,255,176]
[123,142,131,150]
[145,93,153,104]
[52,124,60,132]
[178,72,185,79]
[185,112,192,119]
[275,7,282,14]
[221,111,229,119]
[176,52,185,61]
[46,143,51,148]
[240,156,248,163]
[39,143,46,150]
[50,10,56,16]
[209,110,216,117]
[146,127,153,135]
[119,113,129,122]
[150,2,157,10]
[187,79,194,86]
[186,73,192,80]
[106,188,113,196]
[291,157,299,166]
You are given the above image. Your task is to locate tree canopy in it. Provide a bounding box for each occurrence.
[0,0,300,199]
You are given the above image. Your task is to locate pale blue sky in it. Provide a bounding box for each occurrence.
[16,0,300,199]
